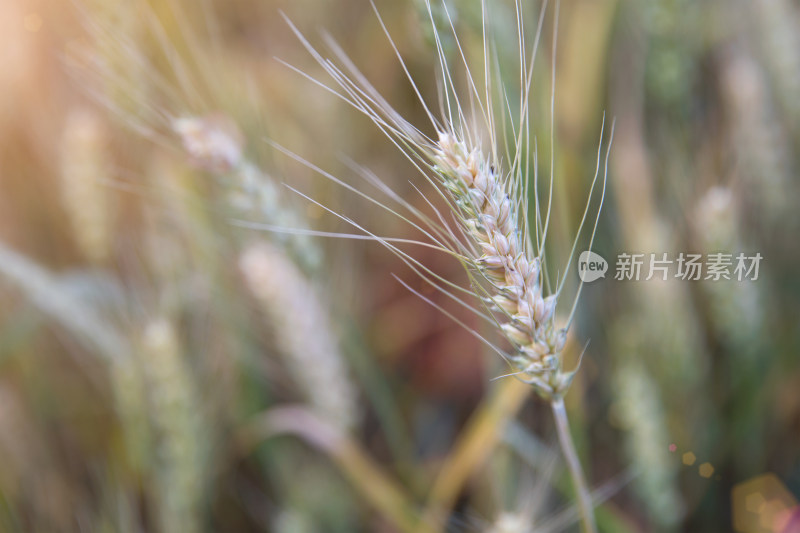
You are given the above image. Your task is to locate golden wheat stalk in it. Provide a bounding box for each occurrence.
[280,1,613,530]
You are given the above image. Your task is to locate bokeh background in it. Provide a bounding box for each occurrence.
[1,0,799,531]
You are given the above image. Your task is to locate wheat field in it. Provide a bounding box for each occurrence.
[0,0,799,532]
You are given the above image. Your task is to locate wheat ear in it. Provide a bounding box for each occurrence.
[282,2,613,530]
[140,319,206,533]
[239,241,359,431]
[433,132,596,531]
[173,114,323,273]
[59,108,114,264]
[433,133,569,397]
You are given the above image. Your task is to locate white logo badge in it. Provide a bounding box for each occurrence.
[578,251,608,283]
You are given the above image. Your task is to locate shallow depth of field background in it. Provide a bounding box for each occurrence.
[1,0,799,531]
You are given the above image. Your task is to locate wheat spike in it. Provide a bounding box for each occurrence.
[282,3,612,530]
[433,132,569,399]
[613,361,684,529]
[59,108,113,263]
[140,319,206,533]
[239,241,359,431]
[111,353,151,475]
[695,187,764,360]
[174,115,322,272]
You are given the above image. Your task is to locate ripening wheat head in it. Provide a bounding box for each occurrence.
[283,0,613,400]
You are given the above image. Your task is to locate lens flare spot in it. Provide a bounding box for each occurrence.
[699,462,714,478]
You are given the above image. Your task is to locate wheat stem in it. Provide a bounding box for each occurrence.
[551,396,596,533]
[241,405,433,533]
[423,378,531,527]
